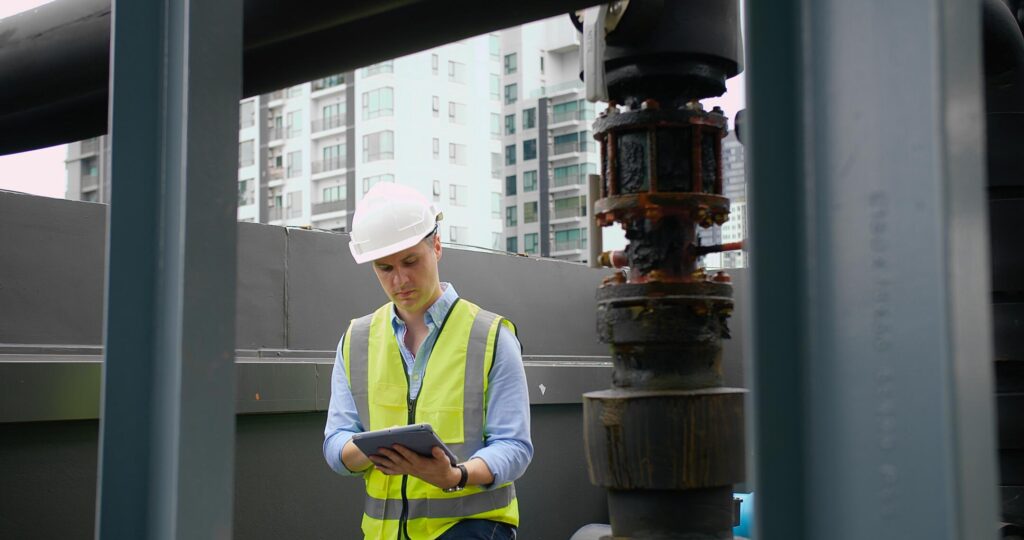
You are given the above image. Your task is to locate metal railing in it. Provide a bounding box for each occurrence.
[553,141,591,155]
[553,173,584,187]
[312,157,346,174]
[312,115,346,133]
[312,200,346,215]
[553,205,584,219]
[551,110,592,124]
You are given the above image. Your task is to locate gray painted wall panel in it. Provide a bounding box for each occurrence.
[0,191,106,345]
[235,223,288,348]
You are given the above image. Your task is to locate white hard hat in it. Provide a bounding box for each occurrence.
[348,182,443,264]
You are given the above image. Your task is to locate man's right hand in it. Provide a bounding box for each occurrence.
[341,440,373,473]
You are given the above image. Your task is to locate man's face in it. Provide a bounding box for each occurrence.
[371,234,443,314]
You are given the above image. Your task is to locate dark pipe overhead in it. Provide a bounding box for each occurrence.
[0,0,598,155]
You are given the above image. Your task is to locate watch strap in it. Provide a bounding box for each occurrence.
[444,463,468,492]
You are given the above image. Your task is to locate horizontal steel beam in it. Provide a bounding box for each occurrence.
[0,346,612,423]
[0,0,598,155]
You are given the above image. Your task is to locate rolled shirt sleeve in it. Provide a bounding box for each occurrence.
[470,325,534,487]
[323,334,366,476]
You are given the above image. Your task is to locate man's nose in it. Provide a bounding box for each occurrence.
[393,268,411,287]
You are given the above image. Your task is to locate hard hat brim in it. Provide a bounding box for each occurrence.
[349,232,429,264]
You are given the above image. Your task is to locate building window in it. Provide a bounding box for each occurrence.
[362,173,395,194]
[553,99,595,123]
[431,54,439,75]
[322,184,345,202]
[448,102,467,124]
[433,138,440,159]
[449,143,467,165]
[238,178,255,206]
[523,201,538,223]
[504,145,516,165]
[540,56,545,74]
[490,113,501,137]
[492,232,502,251]
[238,140,254,167]
[239,101,255,129]
[522,108,536,130]
[285,191,302,218]
[523,139,537,161]
[505,175,517,196]
[490,74,501,100]
[362,87,394,120]
[554,228,586,251]
[489,35,500,60]
[287,85,303,98]
[492,193,502,219]
[450,184,468,206]
[318,144,345,172]
[491,153,502,179]
[318,103,344,131]
[504,114,516,135]
[433,180,442,202]
[504,53,517,74]
[448,61,466,83]
[362,61,393,77]
[450,226,468,243]
[286,150,302,177]
[286,110,302,138]
[505,206,517,227]
[553,163,596,187]
[554,195,587,219]
[524,233,538,254]
[553,131,590,154]
[523,170,538,192]
[506,236,518,252]
[504,83,517,105]
[363,130,395,162]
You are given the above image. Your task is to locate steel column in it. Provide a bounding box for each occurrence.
[95,0,242,538]
[747,0,999,539]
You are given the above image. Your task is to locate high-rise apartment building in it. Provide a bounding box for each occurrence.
[701,131,747,269]
[498,17,603,262]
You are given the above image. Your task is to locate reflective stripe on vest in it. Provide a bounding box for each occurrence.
[363,483,516,520]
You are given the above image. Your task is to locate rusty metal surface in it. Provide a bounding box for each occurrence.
[583,387,745,490]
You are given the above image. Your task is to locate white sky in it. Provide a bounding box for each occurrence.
[0,0,747,202]
[0,0,64,198]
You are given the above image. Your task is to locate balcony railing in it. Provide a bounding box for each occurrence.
[81,174,99,190]
[553,173,584,188]
[268,207,283,221]
[286,166,302,179]
[551,110,592,124]
[312,200,346,215]
[312,115,346,133]
[80,139,100,154]
[553,206,584,219]
[312,157,346,174]
[554,238,587,252]
[268,90,285,101]
[312,75,346,91]
[267,127,284,141]
[239,156,255,167]
[268,167,284,181]
[552,141,591,155]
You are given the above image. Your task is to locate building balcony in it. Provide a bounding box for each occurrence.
[551,110,592,125]
[553,238,587,252]
[268,167,285,181]
[312,157,346,175]
[311,75,346,92]
[80,139,100,155]
[268,207,283,221]
[81,174,99,190]
[553,207,585,220]
[239,156,255,168]
[267,127,284,142]
[552,141,592,156]
[311,115,347,134]
[552,173,585,189]
[268,90,285,102]
[312,200,346,215]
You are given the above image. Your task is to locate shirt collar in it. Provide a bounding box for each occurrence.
[390,282,459,331]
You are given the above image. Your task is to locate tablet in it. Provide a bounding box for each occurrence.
[351,423,458,466]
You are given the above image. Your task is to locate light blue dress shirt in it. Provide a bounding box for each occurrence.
[323,283,534,488]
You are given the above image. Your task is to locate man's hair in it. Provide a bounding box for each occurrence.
[421,224,439,245]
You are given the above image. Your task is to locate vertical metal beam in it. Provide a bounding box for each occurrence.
[95,0,242,538]
[747,0,999,539]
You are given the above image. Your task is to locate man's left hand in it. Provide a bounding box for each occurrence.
[369,445,460,490]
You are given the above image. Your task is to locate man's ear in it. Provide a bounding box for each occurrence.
[434,233,443,261]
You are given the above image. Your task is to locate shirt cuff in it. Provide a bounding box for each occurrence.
[325,431,365,476]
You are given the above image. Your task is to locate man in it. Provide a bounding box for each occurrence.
[324,183,533,540]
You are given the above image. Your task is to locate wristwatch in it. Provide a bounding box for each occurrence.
[443,464,468,493]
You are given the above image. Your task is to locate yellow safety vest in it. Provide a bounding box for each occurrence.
[343,298,520,540]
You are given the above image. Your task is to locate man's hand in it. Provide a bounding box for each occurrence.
[368,445,460,490]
